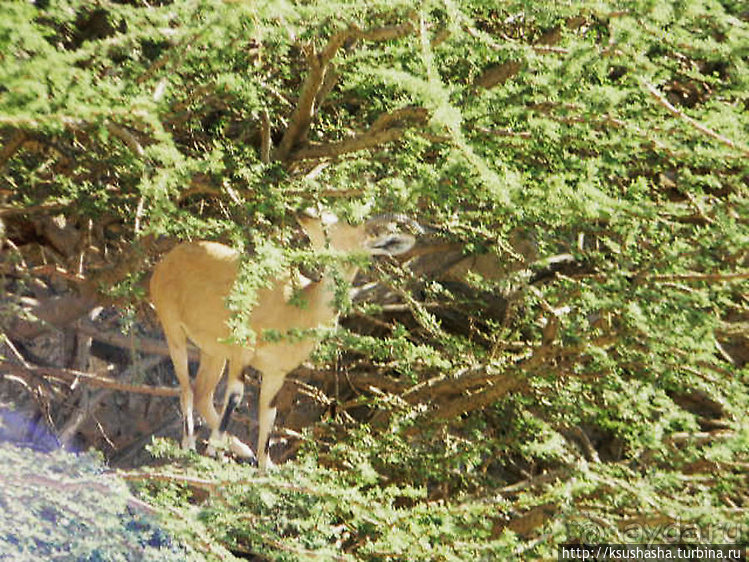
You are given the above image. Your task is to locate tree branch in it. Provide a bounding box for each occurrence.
[291,125,405,161]
[357,21,415,42]
[274,21,418,163]
[105,122,145,158]
[641,79,749,158]
[291,107,429,161]
[260,109,271,163]
[0,360,179,397]
[274,44,333,162]
[430,370,527,421]
[75,319,199,361]
[573,270,749,284]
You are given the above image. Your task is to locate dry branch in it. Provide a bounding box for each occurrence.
[260,109,271,163]
[0,111,153,161]
[474,61,522,90]
[274,44,328,162]
[574,270,749,284]
[401,361,531,429]
[2,234,167,339]
[88,233,170,288]
[0,202,70,218]
[410,332,621,423]
[292,124,408,161]
[641,79,749,158]
[176,174,222,202]
[476,126,532,139]
[274,21,418,163]
[0,359,179,397]
[644,271,749,283]
[529,101,676,156]
[402,364,495,403]
[105,122,145,157]
[291,106,429,161]
[357,22,415,42]
[0,471,122,498]
[75,320,199,361]
[370,106,429,132]
[431,371,527,421]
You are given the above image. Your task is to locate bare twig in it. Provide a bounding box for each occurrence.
[497,469,571,495]
[476,126,532,139]
[0,202,70,217]
[260,109,271,163]
[415,361,529,422]
[119,470,219,491]
[574,270,749,284]
[0,360,180,397]
[74,320,199,361]
[641,79,749,158]
[529,102,676,155]
[105,122,145,158]
[176,174,222,202]
[58,388,111,446]
[465,25,570,55]
[644,271,749,283]
[357,22,415,42]
[314,67,340,110]
[565,425,600,463]
[2,338,33,369]
[370,106,429,132]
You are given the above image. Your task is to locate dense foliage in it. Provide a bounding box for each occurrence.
[1,0,748,559]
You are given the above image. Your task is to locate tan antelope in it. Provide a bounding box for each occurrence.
[149,209,419,470]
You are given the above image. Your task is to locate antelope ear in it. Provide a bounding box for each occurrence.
[320,211,339,226]
[298,208,341,249]
[299,207,338,225]
[367,233,416,256]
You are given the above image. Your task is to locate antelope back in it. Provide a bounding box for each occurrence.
[150,241,248,358]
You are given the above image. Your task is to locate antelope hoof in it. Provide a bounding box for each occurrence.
[228,435,258,465]
[181,434,197,451]
[259,455,276,472]
[205,433,229,457]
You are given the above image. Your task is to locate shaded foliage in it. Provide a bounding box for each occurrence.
[0,437,201,560]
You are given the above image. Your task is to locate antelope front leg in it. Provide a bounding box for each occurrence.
[164,333,195,451]
[222,377,257,462]
[257,371,287,471]
[179,386,196,451]
[206,363,257,463]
